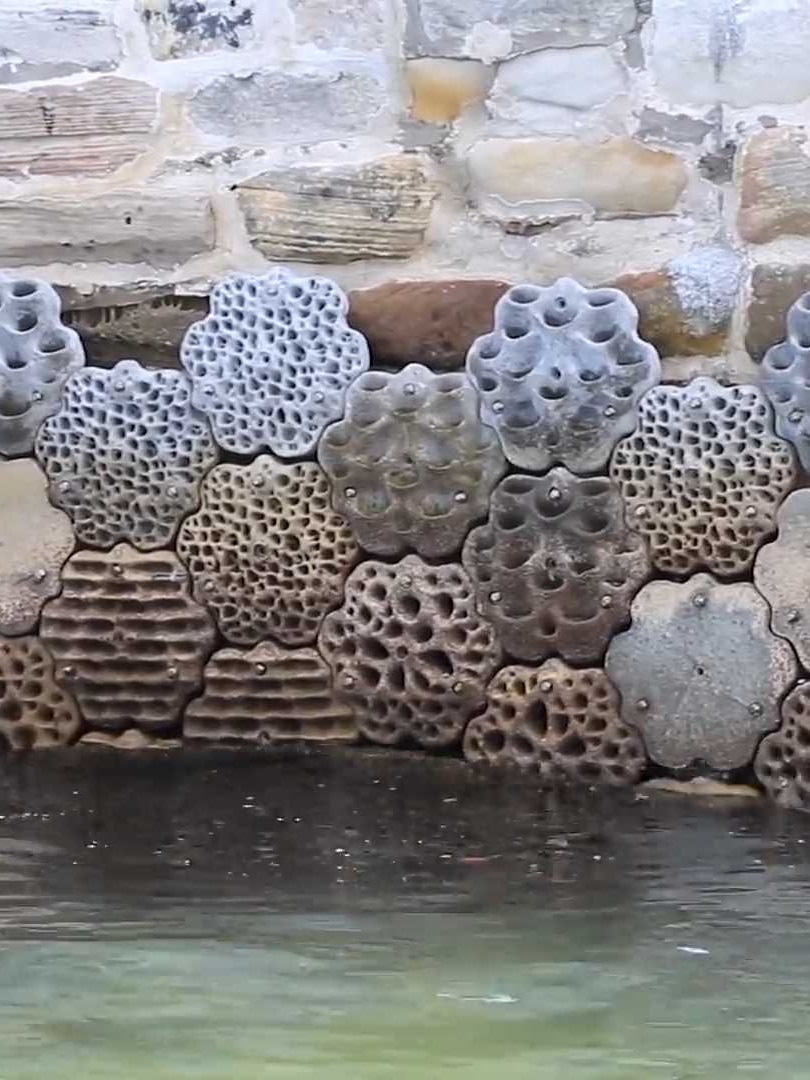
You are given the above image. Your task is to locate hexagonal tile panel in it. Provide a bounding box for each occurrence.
[755,680,810,811]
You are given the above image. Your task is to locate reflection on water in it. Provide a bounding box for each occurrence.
[1,746,810,1078]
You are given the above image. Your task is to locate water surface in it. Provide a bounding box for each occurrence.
[1,747,809,1079]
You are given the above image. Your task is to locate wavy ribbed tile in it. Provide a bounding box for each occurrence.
[0,636,82,748]
[184,643,356,743]
[605,573,798,770]
[40,545,216,732]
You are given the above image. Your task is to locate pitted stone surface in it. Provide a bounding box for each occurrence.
[760,291,810,473]
[176,456,358,646]
[605,574,798,771]
[462,470,650,663]
[318,556,502,750]
[184,643,357,743]
[40,545,216,733]
[180,268,369,458]
[0,636,82,749]
[610,378,796,577]
[754,490,810,669]
[0,459,74,635]
[0,275,84,458]
[465,278,660,473]
[755,682,810,811]
[463,659,645,787]
[35,360,218,551]
[318,365,506,558]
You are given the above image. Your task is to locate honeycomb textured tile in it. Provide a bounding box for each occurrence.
[184,642,357,743]
[35,360,218,551]
[755,681,810,811]
[318,556,502,750]
[0,275,85,458]
[760,291,810,474]
[463,659,646,787]
[465,278,660,473]
[605,573,798,770]
[180,268,369,457]
[0,459,74,635]
[0,636,82,749]
[610,377,796,576]
[462,470,650,663]
[754,490,810,669]
[176,456,359,646]
[40,545,216,732]
[317,364,506,557]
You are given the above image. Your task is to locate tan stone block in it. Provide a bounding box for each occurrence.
[238,155,437,262]
[738,128,810,244]
[746,263,810,361]
[406,58,491,123]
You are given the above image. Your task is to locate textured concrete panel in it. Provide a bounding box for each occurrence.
[40,545,216,733]
[462,470,650,663]
[176,456,358,646]
[610,378,796,577]
[318,364,506,558]
[0,636,81,749]
[754,490,810,668]
[184,643,357,743]
[0,459,74,636]
[464,659,646,787]
[605,574,798,770]
[466,278,660,473]
[318,556,502,750]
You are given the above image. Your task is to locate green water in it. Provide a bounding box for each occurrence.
[1,748,809,1078]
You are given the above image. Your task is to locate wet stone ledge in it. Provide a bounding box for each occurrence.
[4,268,810,812]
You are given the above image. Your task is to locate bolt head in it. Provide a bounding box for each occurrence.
[58,480,70,493]
[489,591,502,603]
[400,576,412,588]
[345,486,357,498]
[788,608,802,624]
[634,504,648,518]
[167,666,178,680]
[203,384,215,396]
[343,675,355,689]
[204,580,215,592]
[34,569,47,582]
[548,486,562,501]
[637,698,649,711]
[403,382,418,396]
[313,390,325,403]
[167,485,179,498]
[62,666,75,679]
[452,682,464,694]
[600,595,613,608]
[744,505,757,518]
[540,679,553,693]
[693,593,707,608]
[492,401,504,414]
[112,563,123,576]
[790,409,804,423]
[251,474,263,487]
[604,404,616,417]
[688,397,702,409]
[454,491,468,504]
[31,390,43,402]
[113,380,125,392]
[749,702,763,717]
[255,663,267,676]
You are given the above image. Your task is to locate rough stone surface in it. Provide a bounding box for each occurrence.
[746,264,810,363]
[181,268,369,458]
[467,137,688,228]
[406,59,491,123]
[176,457,358,646]
[318,556,502,750]
[0,636,82,749]
[189,69,387,145]
[237,156,437,263]
[291,0,388,48]
[136,0,258,59]
[407,0,636,59]
[738,128,810,245]
[613,247,742,358]
[0,78,158,178]
[463,659,646,787]
[35,361,218,551]
[0,0,121,82]
[348,279,510,372]
[760,292,810,474]
[610,378,796,577]
[462,471,650,664]
[754,491,810,668]
[184,643,357,743]
[0,276,85,458]
[40,545,216,733]
[636,108,712,146]
[466,278,660,473]
[755,682,810,811]
[605,574,798,771]
[488,47,627,133]
[0,460,74,636]
[0,184,215,269]
[318,365,506,558]
[650,0,810,107]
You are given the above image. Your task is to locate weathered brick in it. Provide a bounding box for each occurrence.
[738,128,810,244]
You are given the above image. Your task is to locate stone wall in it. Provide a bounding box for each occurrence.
[1,0,809,381]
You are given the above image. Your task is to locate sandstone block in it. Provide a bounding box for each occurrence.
[0,183,215,268]
[190,69,387,144]
[0,0,121,82]
[137,0,258,59]
[746,264,810,362]
[238,155,437,263]
[290,0,387,48]
[651,0,810,107]
[406,59,491,123]
[0,78,157,178]
[467,136,688,228]
[406,0,636,60]
[348,279,509,370]
[738,128,810,244]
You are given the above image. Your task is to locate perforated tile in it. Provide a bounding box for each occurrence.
[0,636,82,748]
